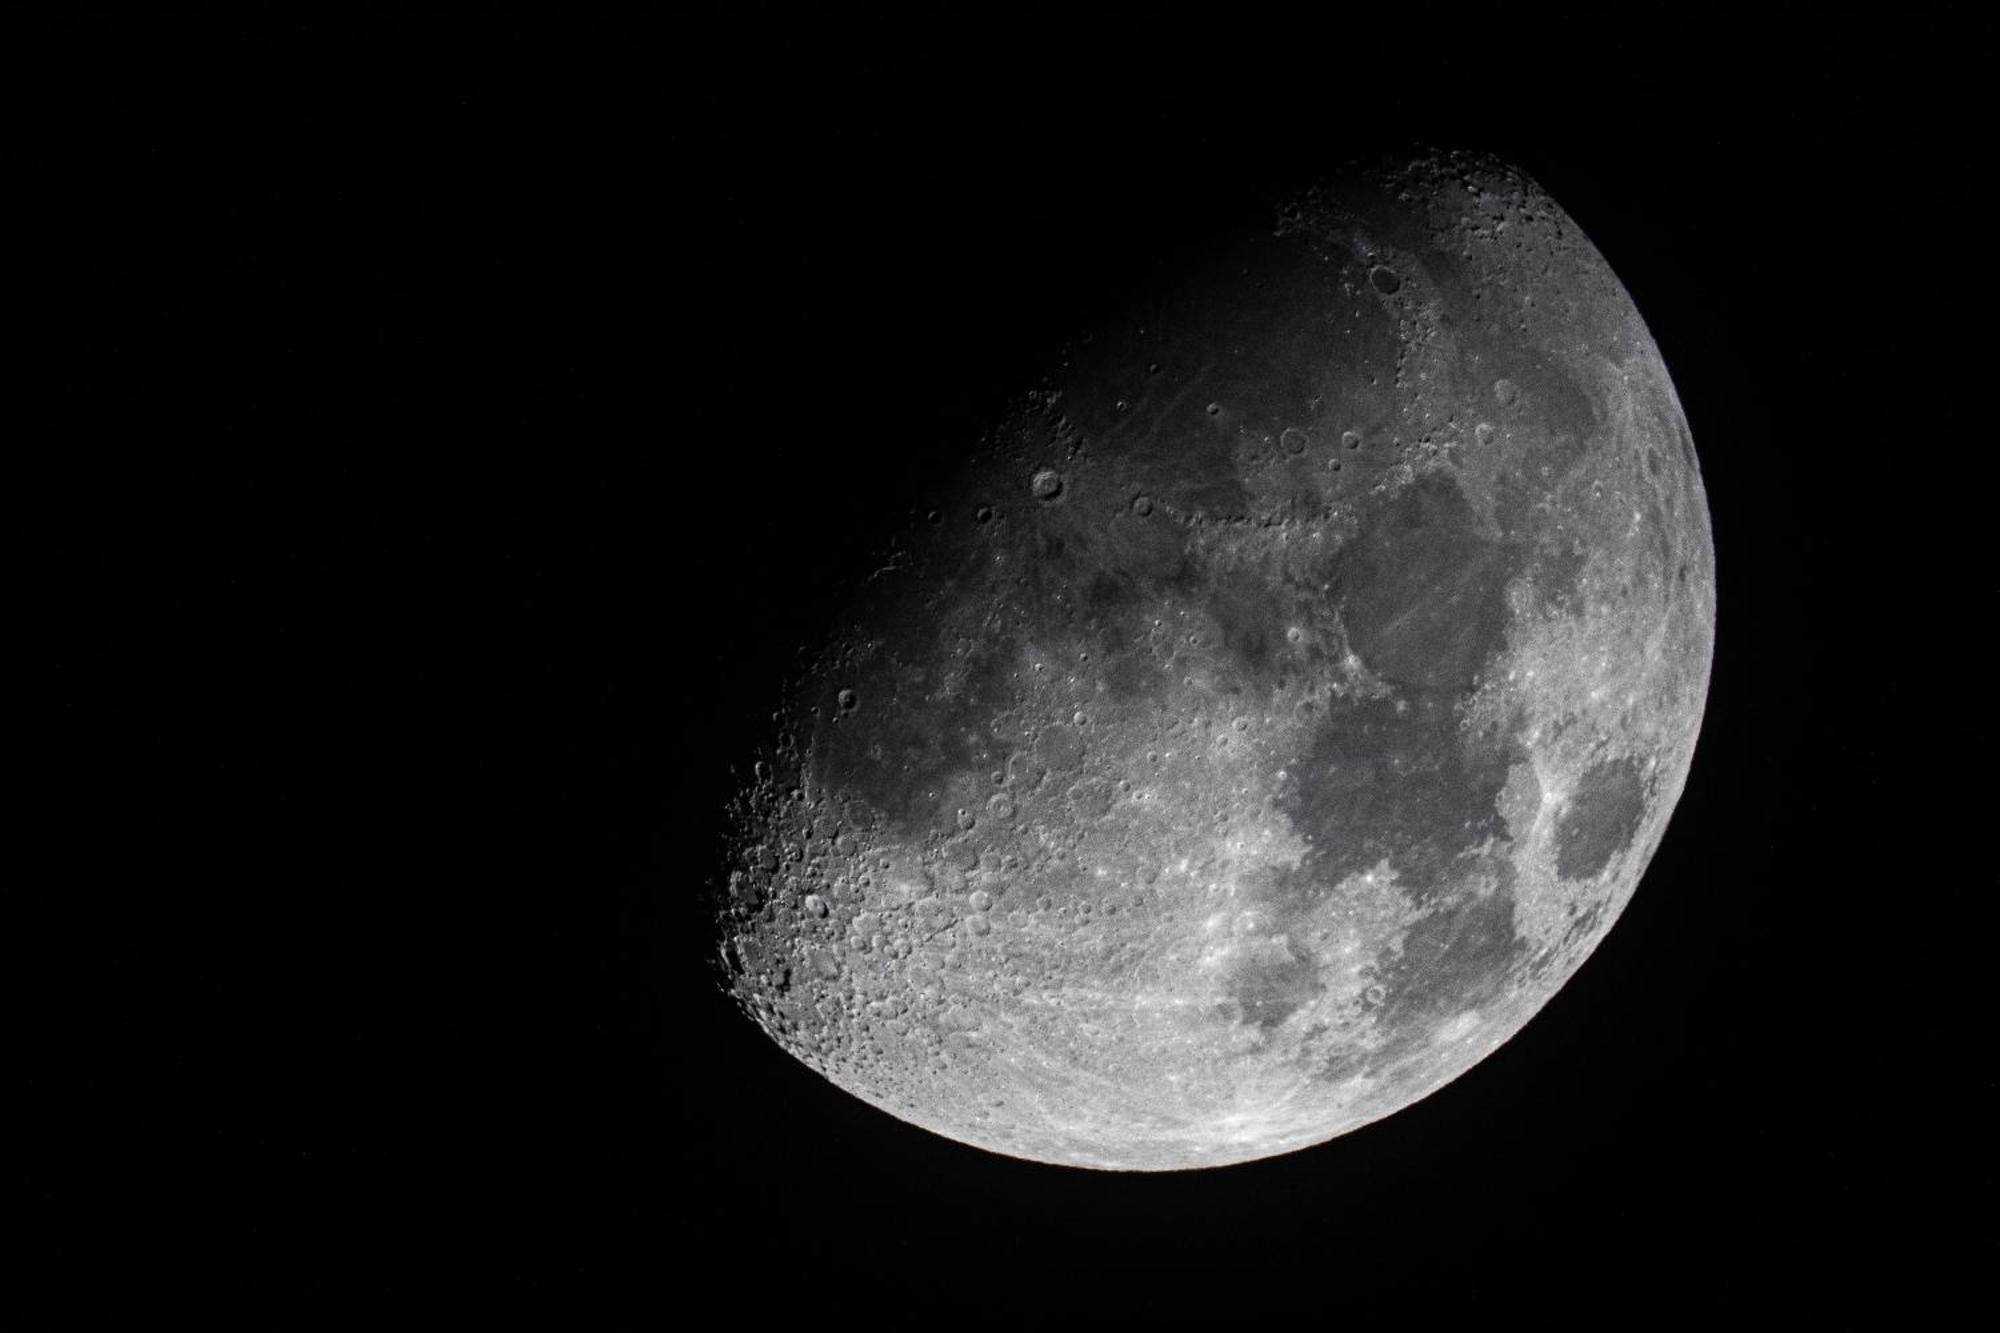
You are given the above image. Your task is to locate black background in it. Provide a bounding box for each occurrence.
[25,4,1974,1305]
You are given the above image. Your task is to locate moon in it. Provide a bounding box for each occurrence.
[714,151,1714,1170]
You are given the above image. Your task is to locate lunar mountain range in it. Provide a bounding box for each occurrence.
[714,151,1715,1170]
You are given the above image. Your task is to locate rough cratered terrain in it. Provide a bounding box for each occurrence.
[715,152,1714,1170]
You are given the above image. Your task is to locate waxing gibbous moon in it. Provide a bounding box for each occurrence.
[714,151,1715,1170]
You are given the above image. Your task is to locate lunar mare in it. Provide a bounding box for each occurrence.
[715,152,1714,1170]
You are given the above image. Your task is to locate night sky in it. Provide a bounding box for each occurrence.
[23,5,1972,1306]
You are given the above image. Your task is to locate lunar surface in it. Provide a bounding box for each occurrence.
[714,151,1714,1170]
